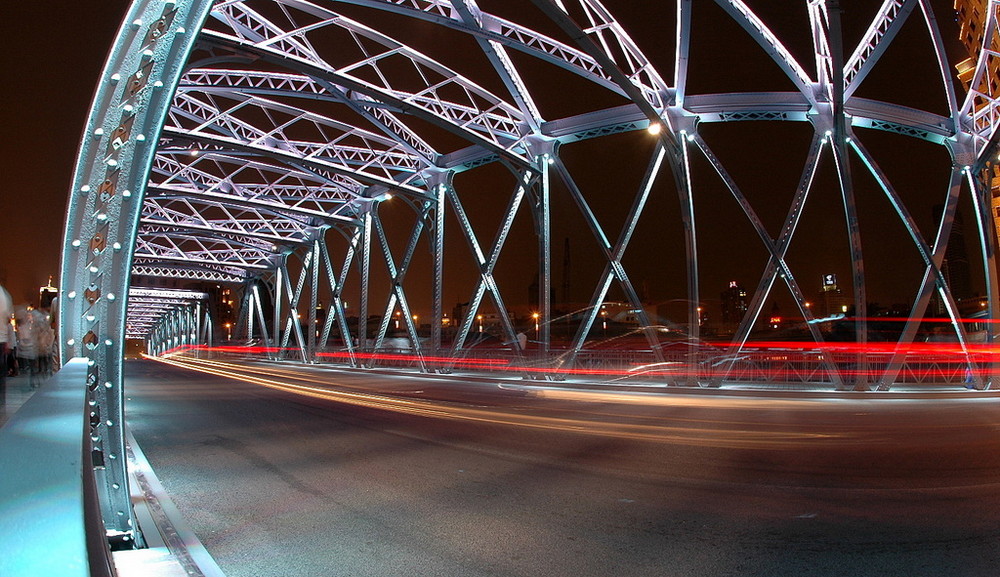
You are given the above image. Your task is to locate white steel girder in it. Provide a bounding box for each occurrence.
[61,0,1000,549]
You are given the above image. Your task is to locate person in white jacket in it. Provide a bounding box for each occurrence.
[14,307,42,389]
[0,285,10,402]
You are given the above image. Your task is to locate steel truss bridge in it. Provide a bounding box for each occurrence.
[50,0,1000,553]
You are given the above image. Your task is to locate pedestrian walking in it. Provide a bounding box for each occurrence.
[0,285,11,404]
[37,317,55,378]
[14,307,43,389]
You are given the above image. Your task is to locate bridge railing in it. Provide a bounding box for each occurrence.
[0,358,115,577]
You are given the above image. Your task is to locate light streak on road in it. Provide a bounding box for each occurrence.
[146,354,852,449]
[161,341,999,386]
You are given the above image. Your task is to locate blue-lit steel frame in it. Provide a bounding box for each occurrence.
[59,0,215,545]
[61,0,1000,547]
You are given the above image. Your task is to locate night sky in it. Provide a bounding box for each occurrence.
[1,2,131,304]
[0,1,974,319]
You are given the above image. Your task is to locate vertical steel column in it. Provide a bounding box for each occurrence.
[358,210,373,353]
[826,2,869,390]
[674,133,700,385]
[538,155,552,356]
[175,307,182,349]
[202,302,212,349]
[247,286,256,342]
[176,307,182,348]
[966,167,1000,388]
[308,239,321,362]
[274,262,284,358]
[526,139,556,359]
[167,311,174,351]
[429,177,449,361]
[172,309,180,349]
[181,305,188,348]
[195,301,202,347]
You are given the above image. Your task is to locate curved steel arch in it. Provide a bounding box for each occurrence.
[61,0,1000,546]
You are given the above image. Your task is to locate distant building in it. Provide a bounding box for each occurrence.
[720,281,748,332]
[954,0,1000,256]
[314,302,327,337]
[954,1,996,88]
[820,274,850,318]
[39,277,57,309]
[768,302,782,330]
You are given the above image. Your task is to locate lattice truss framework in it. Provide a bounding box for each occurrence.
[60,0,1000,542]
[69,0,1000,380]
[126,287,211,343]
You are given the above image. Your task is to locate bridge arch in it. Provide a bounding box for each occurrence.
[60,0,1000,545]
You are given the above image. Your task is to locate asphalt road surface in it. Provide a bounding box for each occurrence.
[124,358,1000,577]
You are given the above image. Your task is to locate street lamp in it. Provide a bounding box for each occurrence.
[477,314,483,333]
[532,312,540,337]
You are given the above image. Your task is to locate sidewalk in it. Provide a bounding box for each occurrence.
[0,373,48,428]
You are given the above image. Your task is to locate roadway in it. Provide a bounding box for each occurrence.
[124,357,1000,577]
